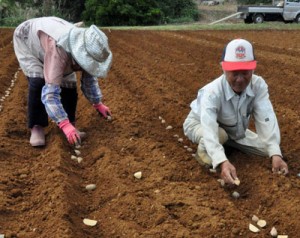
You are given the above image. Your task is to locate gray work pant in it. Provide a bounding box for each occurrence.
[183,110,268,157]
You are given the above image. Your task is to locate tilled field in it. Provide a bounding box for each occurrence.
[1,28,300,238]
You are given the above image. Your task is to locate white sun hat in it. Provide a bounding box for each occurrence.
[221,38,256,71]
[68,25,112,78]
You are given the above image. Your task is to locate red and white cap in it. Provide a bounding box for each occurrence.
[221,39,256,71]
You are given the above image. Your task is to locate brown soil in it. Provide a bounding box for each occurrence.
[1,28,300,238]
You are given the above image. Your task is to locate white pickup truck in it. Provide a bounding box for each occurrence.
[237,0,300,23]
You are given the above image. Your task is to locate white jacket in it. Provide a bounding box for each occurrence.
[189,74,282,167]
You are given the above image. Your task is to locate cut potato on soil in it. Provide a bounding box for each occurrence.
[74,149,81,156]
[249,223,260,233]
[134,171,142,179]
[257,219,267,228]
[270,227,278,237]
[251,215,259,222]
[85,184,96,191]
[166,125,172,130]
[83,218,97,226]
[232,191,240,198]
[71,155,77,160]
[77,157,83,163]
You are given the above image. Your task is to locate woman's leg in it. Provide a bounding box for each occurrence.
[28,77,48,128]
[27,77,48,146]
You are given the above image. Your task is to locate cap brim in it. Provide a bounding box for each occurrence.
[222,61,257,71]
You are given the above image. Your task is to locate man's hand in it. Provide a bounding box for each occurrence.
[272,155,288,175]
[220,160,238,184]
[93,103,112,119]
[58,119,81,146]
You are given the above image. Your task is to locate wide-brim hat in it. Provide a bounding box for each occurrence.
[221,39,256,71]
[68,25,112,78]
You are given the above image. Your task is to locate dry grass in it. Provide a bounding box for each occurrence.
[197,2,240,24]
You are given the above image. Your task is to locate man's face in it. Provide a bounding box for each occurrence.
[225,70,253,94]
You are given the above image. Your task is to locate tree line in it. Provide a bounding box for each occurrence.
[0,0,199,26]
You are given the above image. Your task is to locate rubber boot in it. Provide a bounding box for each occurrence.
[30,125,45,147]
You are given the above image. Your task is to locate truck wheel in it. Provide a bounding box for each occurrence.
[295,15,300,23]
[253,14,264,24]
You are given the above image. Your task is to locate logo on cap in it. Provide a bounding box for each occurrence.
[235,46,246,59]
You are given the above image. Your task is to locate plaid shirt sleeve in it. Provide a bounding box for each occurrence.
[80,72,103,105]
[41,84,68,124]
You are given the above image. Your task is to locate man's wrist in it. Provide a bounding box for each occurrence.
[271,155,283,160]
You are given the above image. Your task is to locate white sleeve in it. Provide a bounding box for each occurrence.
[199,90,228,168]
[253,80,282,157]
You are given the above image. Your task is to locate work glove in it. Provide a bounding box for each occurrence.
[58,119,81,146]
[93,103,112,119]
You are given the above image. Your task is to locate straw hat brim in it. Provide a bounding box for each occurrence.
[68,27,112,78]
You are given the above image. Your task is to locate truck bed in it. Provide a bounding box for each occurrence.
[238,5,284,13]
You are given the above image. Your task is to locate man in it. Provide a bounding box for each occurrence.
[183,38,288,185]
[13,17,112,147]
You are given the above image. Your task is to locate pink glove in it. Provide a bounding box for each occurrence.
[93,103,111,118]
[58,119,81,146]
